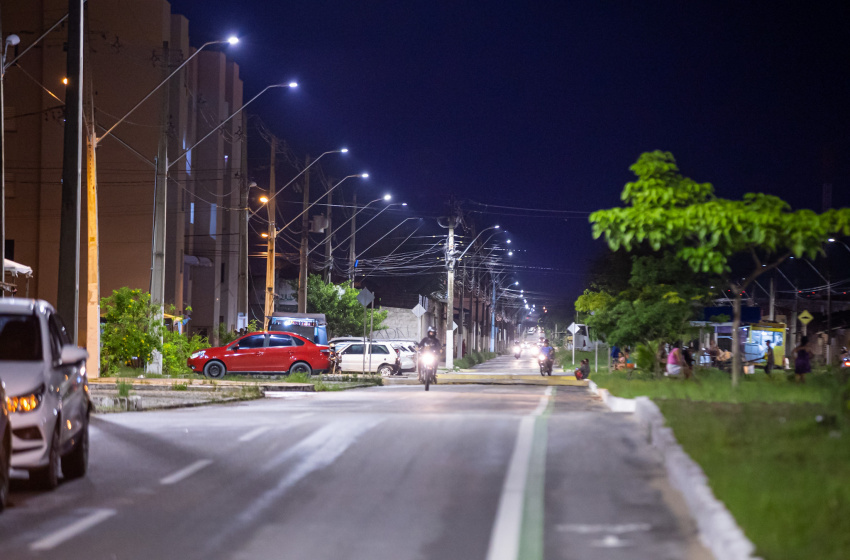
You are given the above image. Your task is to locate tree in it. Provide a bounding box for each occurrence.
[575,254,711,375]
[591,151,850,385]
[100,287,163,373]
[304,275,387,338]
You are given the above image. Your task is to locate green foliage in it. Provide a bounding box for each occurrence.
[100,287,163,374]
[162,330,209,375]
[575,254,709,349]
[590,151,850,384]
[304,275,388,337]
[216,319,260,345]
[116,380,132,398]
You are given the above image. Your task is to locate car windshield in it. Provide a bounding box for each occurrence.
[0,313,43,361]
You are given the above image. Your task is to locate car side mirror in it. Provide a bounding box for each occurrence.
[60,344,88,365]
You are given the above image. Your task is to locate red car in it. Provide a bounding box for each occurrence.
[187,331,330,378]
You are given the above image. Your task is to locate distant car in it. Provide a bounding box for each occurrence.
[187,331,331,378]
[0,298,91,490]
[0,379,10,511]
[335,341,415,375]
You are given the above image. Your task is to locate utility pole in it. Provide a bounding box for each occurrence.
[297,155,310,313]
[263,136,277,329]
[768,277,775,321]
[237,113,249,325]
[148,41,170,373]
[456,261,465,360]
[349,192,356,282]
[490,272,496,352]
[85,108,99,376]
[324,187,333,282]
[56,0,84,331]
[0,9,5,294]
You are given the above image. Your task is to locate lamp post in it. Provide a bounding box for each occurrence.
[83,36,240,377]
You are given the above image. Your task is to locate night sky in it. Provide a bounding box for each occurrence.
[169,1,850,308]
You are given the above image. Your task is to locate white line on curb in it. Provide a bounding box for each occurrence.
[160,459,213,485]
[239,426,271,442]
[486,386,552,560]
[30,509,116,551]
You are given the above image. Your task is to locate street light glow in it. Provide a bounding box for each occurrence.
[383,194,392,201]
[340,148,349,153]
[227,36,239,45]
[288,82,299,88]
[507,239,511,243]
[494,225,500,229]
[62,77,69,85]
[259,195,269,204]
[828,238,836,242]
[260,232,269,238]
[508,251,513,256]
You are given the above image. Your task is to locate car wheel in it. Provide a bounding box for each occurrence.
[61,417,89,480]
[288,362,312,376]
[0,428,10,511]
[377,364,393,376]
[204,360,227,379]
[31,424,60,490]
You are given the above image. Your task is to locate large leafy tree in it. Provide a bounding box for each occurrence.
[591,151,850,385]
[304,275,387,338]
[100,287,164,373]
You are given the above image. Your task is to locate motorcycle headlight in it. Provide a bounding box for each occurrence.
[190,350,206,359]
[7,384,45,413]
[421,353,435,366]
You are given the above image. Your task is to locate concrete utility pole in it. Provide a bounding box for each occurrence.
[85,110,99,376]
[456,262,465,360]
[263,136,277,329]
[297,155,310,313]
[324,188,333,282]
[349,192,356,282]
[55,0,84,327]
[445,218,455,367]
[0,9,4,293]
[237,113,249,325]
[490,272,496,352]
[148,42,170,373]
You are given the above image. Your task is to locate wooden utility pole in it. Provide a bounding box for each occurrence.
[56,0,84,332]
[297,155,310,313]
[263,136,277,329]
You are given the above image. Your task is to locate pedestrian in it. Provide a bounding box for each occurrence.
[665,341,683,377]
[763,340,774,376]
[575,358,590,380]
[792,336,812,383]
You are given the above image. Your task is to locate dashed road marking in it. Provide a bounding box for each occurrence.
[30,509,116,551]
[159,459,213,485]
[239,426,271,442]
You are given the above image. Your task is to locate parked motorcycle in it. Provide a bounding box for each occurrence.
[538,353,553,376]
[419,350,438,391]
[513,344,522,359]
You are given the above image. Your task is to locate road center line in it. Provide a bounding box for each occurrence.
[30,509,116,551]
[239,426,271,442]
[160,459,213,485]
[486,387,553,560]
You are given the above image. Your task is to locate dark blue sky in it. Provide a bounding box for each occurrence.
[170,0,850,306]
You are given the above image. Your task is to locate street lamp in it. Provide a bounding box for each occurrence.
[83,36,242,377]
[1,32,20,295]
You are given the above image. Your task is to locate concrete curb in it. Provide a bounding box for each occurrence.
[587,381,759,560]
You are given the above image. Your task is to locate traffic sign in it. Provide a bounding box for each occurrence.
[567,322,579,334]
[357,288,374,307]
[411,303,426,318]
[798,310,814,325]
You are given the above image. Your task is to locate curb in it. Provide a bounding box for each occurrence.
[587,380,759,560]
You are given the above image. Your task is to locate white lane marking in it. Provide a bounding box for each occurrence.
[30,509,116,551]
[239,426,271,442]
[557,522,652,534]
[591,535,631,548]
[159,459,213,485]
[486,386,552,560]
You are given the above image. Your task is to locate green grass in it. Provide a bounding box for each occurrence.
[171,382,189,391]
[592,367,835,405]
[116,380,132,398]
[659,400,849,560]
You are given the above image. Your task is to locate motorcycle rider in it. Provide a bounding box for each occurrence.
[418,326,442,382]
[539,338,555,375]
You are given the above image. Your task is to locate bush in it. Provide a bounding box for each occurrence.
[100,288,163,374]
[162,330,209,375]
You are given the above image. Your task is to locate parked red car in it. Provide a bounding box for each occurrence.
[187,331,330,378]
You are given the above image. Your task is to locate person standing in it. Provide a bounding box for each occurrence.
[763,340,774,376]
[682,343,694,379]
[792,336,812,383]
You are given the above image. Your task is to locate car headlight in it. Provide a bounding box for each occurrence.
[7,384,45,413]
[190,350,206,359]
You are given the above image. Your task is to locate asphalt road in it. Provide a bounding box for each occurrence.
[0,380,711,560]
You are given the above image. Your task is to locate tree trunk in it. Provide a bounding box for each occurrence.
[731,291,742,388]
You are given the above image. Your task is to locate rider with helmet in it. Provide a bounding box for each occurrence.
[419,326,441,354]
[539,338,555,375]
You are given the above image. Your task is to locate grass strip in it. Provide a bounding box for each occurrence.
[657,400,849,560]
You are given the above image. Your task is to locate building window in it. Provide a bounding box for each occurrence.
[221,262,225,283]
[210,203,217,238]
[190,202,195,224]
[4,239,13,260]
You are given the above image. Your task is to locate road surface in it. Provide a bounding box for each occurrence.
[0,381,710,560]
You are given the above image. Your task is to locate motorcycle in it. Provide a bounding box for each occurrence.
[513,344,522,359]
[419,350,438,391]
[538,352,553,376]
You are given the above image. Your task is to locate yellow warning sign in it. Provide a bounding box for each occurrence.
[798,310,814,325]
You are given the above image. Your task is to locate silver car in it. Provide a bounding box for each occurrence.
[0,379,10,510]
[0,299,91,490]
